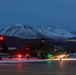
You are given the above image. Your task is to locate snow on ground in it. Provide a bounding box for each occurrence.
[0,53,76,64]
[0,57,76,64]
[0,58,50,64]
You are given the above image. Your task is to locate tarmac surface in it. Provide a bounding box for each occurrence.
[0,58,76,75]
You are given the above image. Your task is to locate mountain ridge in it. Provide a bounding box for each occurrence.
[0,24,75,39]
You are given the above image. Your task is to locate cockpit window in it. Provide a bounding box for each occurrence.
[53,46,64,52]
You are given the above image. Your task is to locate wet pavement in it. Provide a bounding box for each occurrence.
[0,59,76,75]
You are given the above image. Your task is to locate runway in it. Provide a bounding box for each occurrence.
[0,58,76,75]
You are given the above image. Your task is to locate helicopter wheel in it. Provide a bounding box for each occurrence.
[0,57,2,60]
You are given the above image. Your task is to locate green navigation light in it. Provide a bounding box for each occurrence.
[48,54,53,58]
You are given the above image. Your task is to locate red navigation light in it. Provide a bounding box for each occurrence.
[18,54,22,58]
[25,53,30,57]
[0,36,4,41]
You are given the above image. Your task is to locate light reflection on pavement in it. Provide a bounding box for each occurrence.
[0,58,76,75]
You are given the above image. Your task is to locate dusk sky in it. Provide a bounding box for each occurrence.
[0,0,76,31]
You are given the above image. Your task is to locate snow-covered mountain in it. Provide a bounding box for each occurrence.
[0,24,47,39]
[35,25,75,39]
[0,24,75,39]
[71,31,76,36]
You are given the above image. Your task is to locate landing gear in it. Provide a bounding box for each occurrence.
[60,58,62,61]
[0,57,2,60]
[41,53,46,59]
[8,56,12,59]
[27,57,30,60]
[42,56,46,59]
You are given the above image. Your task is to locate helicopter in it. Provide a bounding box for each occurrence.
[0,36,68,60]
